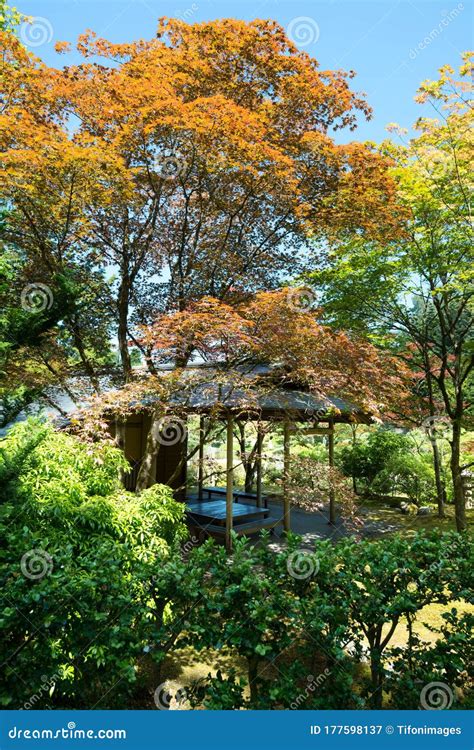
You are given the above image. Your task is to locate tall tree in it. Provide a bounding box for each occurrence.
[309,54,473,531]
[1,18,403,397]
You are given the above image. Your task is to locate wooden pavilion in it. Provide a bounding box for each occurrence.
[118,364,372,551]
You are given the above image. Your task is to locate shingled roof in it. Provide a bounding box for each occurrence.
[167,362,372,424]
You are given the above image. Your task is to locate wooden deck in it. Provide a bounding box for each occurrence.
[186,500,269,525]
[185,498,281,539]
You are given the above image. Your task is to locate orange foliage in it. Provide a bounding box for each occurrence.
[0,18,406,394]
[141,290,411,418]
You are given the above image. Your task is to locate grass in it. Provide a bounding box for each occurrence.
[387,600,474,649]
[359,498,474,537]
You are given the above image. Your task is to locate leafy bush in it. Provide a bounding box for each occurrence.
[179,529,472,710]
[1,424,471,711]
[0,420,187,708]
[387,610,474,709]
[339,427,438,503]
[372,451,437,504]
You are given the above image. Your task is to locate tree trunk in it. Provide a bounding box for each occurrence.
[136,409,162,491]
[424,362,445,517]
[70,319,101,393]
[429,435,446,518]
[117,278,132,382]
[328,423,336,525]
[114,417,127,485]
[369,648,383,709]
[247,655,260,705]
[245,462,256,493]
[450,419,466,532]
[237,422,258,493]
[351,424,358,494]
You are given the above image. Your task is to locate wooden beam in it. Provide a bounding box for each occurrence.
[256,424,263,508]
[198,416,205,501]
[328,419,336,525]
[226,416,234,552]
[289,426,334,436]
[283,420,291,533]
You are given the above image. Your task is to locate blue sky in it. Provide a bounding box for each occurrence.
[18,0,472,142]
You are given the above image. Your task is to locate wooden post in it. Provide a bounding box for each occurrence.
[283,420,291,533]
[115,416,127,486]
[256,424,264,508]
[226,416,234,552]
[198,416,205,501]
[328,420,336,525]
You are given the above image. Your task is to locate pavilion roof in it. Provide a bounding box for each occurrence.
[168,362,372,424]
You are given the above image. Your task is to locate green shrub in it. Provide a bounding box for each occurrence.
[0,419,187,708]
[339,427,439,502]
[387,610,474,709]
[180,530,473,710]
[1,424,471,711]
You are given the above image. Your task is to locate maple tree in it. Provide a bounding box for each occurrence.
[139,290,409,412]
[310,54,473,530]
[124,290,409,490]
[1,18,403,397]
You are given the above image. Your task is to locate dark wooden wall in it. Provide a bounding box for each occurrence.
[111,414,187,497]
